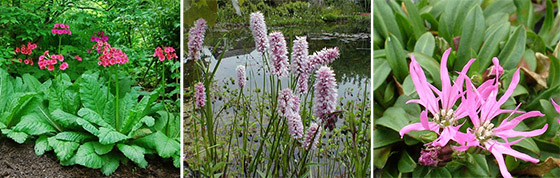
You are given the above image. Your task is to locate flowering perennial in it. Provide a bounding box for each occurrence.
[52,23,71,35]
[236,65,246,89]
[268,32,289,77]
[15,42,37,55]
[303,122,321,150]
[250,11,268,53]
[188,18,207,60]
[195,82,206,108]
[313,66,338,120]
[90,30,109,42]
[153,46,178,61]
[38,51,67,71]
[97,43,129,67]
[309,48,339,71]
[401,48,548,178]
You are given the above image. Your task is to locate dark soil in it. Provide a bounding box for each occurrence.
[0,138,179,178]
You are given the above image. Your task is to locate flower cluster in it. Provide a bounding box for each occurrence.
[52,24,71,35]
[74,55,82,61]
[401,48,548,178]
[313,66,338,120]
[268,32,289,77]
[90,30,109,42]
[309,48,339,71]
[97,43,129,67]
[15,42,38,55]
[236,65,246,89]
[195,82,206,108]
[153,46,178,61]
[250,11,268,53]
[277,88,304,139]
[303,122,321,150]
[38,51,68,71]
[188,18,207,60]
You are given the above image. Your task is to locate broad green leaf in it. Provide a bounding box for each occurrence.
[498,26,526,70]
[455,5,485,71]
[48,136,79,161]
[93,142,114,155]
[50,109,80,129]
[414,32,435,56]
[404,0,426,39]
[56,131,95,143]
[79,73,107,115]
[117,144,148,168]
[75,142,104,169]
[134,131,180,158]
[3,129,28,143]
[514,0,535,28]
[78,108,112,129]
[385,34,408,82]
[12,113,56,136]
[373,58,391,91]
[173,153,181,168]
[483,0,515,18]
[76,118,100,136]
[477,22,510,73]
[539,99,560,137]
[98,127,128,145]
[373,127,401,148]
[467,153,491,176]
[398,151,416,173]
[101,153,120,176]
[375,107,410,132]
[374,147,392,169]
[34,135,51,156]
[410,52,442,87]
[402,75,415,96]
[395,12,413,41]
[548,55,560,89]
[373,0,403,44]
[429,167,452,177]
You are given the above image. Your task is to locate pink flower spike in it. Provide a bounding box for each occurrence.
[268,31,289,77]
[195,82,206,108]
[313,66,338,120]
[250,11,268,53]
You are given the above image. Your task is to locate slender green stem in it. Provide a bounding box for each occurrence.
[58,35,62,54]
[114,65,120,131]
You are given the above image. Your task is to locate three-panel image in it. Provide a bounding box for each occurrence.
[0,0,371,177]
[6,0,560,178]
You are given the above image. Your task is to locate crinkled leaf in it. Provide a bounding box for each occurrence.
[75,142,104,169]
[79,73,107,115]
[35,135,51,156]
[4,129,28,144]
[134,131,179,158]
[47,136,79,161]
[56,131,95,143]
[117,143,148,168]
[12,113,56,135]
[93,142,114,155]
[50,109,80,129]
[98,127,128,145]
[101,153,120,176]
[76,118,99,136]
[78,108,112,128]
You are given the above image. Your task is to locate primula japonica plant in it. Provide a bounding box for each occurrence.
[186,11,369,177]
[375,1,560,177]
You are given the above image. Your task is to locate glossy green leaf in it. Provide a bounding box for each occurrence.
[117,144,148,168]
[404,0,426,39]
[498,26,526,70]
[385,34,409,82]
[373,58,392,91]
[477,22,510,73]
[455,5,485,71]
[398,151,416,173]
[75,142,104,169]
[414,32,435,56]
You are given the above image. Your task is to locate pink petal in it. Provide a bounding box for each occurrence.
[490,141,540,163]
[487,144,513,178]
[439,48,452,109]
[551,99,560,114]
[399,122,440,138]
[494,124,548,138]
[494,111,544,132]
[409,55,439,114]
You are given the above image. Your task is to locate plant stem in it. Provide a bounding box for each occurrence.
[114,65,120,131]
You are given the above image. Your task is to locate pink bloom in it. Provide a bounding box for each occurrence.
[278,88,294,117]
[195,82,206,108]
[268,32,289,77]
[153,47,165,61]
[74,55,82,61]
[399,48,475,147]
[59,62,68,70]
[551,99,560,126]
[291,36,310,75]
[454,69,548,178]
[236,65,246,89]
[164,47,177,60]
[188,18,207,60]
[250,11,268,53]
[313,66,337,120]
[52,23,71,35]
[296,75,309,93]
[47,65,54,71]
[303,123,321,150]
[309,48,339,72]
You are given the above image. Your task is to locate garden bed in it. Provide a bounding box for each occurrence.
[0,138,178,178]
